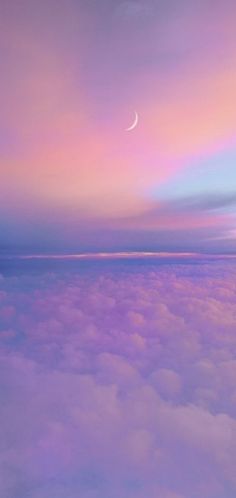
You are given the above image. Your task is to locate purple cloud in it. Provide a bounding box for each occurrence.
[0,259,236,497]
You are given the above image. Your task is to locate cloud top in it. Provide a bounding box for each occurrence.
[0,259,236,497]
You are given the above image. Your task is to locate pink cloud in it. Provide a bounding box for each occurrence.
[0,260,236,497]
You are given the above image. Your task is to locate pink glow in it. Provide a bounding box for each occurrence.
[1,1,236,248]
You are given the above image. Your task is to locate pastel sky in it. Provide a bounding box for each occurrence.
[1,0,236,253]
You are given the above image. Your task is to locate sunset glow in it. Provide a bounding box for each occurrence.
[1,0,236,253]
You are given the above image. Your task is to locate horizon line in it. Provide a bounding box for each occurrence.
[3,251,236,260]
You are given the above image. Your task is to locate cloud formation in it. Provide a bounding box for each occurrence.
[0,259,236,497]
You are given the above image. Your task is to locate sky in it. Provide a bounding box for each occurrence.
[1,0,236,253]
[1,258,236,498]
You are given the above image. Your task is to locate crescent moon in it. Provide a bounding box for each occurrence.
[125,111,139,131]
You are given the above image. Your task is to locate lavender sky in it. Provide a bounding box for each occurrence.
[1,0,236,253]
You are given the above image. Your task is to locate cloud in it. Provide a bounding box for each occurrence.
[0,259,236,497]
[166,192,236,212]
[3,187,236,254]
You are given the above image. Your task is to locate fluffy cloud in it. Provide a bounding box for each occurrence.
[0,259,236,497]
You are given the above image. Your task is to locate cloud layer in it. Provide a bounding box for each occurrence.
[0,259,236,497]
